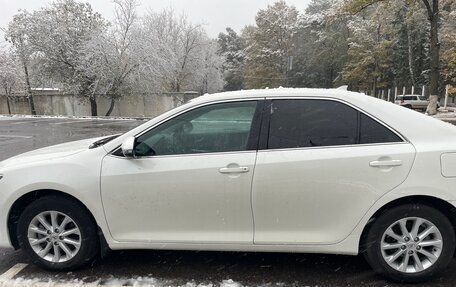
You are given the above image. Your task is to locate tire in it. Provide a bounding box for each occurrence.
[17,196,99,271]
[364,204,455,283]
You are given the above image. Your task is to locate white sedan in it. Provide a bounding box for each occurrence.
[1,88,456,282]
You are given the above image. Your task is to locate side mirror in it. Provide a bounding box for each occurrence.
[121,137,136,158]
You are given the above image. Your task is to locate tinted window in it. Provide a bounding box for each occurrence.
[134,101,257,156]
[360,114,402,144]
[267,99,402,149]
[268,100,358,149]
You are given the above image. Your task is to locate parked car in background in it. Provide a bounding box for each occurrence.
[2,88,456,282]
[395,95,429,110]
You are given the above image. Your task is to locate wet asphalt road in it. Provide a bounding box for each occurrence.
[1,116,456,286]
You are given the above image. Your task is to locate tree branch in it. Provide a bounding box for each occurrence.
[421,0,433,20]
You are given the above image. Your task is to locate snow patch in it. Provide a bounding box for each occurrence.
[2,277,99,286]
[0,114,149,121]
[1,277,242,287]
[220,279,242,287]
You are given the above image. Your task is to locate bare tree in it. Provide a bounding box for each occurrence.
[141,9,215,93]
[27,0,108,116]
[5,11,36,115]
[102,0,141,116]
[0,51,21,114]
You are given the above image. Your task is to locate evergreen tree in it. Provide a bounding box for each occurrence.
[243,1,299,88]
[217,28,245,91]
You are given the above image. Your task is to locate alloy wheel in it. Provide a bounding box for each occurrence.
[27,211,82,263]
[381,217,443,273]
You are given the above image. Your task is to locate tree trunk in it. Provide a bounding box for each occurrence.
[23,63,36,115]
[425,0,440,115]
[328,66,334,89]
[89,95,98,117]
[6,96,11,115]
[372,80,377,98]
[406,20,417,87]
[105,95,115,117]
[4,87,12,114]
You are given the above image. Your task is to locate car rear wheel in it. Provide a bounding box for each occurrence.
[364,204,455,282]
[17,196,99,270]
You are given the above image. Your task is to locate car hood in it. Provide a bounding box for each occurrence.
[0,137,104,170]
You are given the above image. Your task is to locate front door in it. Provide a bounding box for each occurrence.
[101,100,261,243]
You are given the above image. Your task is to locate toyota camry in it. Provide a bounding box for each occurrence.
[1,88,455,282]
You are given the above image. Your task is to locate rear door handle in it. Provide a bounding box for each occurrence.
[219,166,250,174]
[369,160,402,167]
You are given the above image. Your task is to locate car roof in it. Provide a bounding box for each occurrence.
[191,88,361,103]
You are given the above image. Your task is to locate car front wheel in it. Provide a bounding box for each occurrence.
[17,196,99,270]
[364,204,455,282]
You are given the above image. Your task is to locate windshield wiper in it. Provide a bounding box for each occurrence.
[89,134,121,149]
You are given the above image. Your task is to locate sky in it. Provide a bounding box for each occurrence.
[0,0,312,44]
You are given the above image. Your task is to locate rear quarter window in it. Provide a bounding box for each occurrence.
[360,114,402,144]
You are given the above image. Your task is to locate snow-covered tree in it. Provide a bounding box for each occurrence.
[27,0,109,116]
[441,0,456,87]
[83,0,142,116]
[217,27,245,91]
[243,1,299,88]
[342,2,414,94]
[0,51,21,114]
[139,8,222,93]
[5,11,36,115]
[198,39,224,94]
[388,0,429,88]
[342,12,394,94]
[292,0,349,88]
[344,0,445,114]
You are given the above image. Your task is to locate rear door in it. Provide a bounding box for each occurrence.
[252,98,415,244]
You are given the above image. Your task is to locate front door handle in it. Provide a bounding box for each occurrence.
[369,159,403,167]
[219,166,250,174]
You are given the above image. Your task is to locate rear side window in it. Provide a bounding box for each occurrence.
[267,99,402,149]
[268,100,358,149]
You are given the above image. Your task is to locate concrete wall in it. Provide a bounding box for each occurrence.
[0,92,199,117]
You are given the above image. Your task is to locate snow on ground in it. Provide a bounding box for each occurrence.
[0,114,150,121]
[432,107,456,121]
[0,277,246,287]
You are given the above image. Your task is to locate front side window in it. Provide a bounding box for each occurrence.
[268,99,402,149]
[134,101,258,156]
